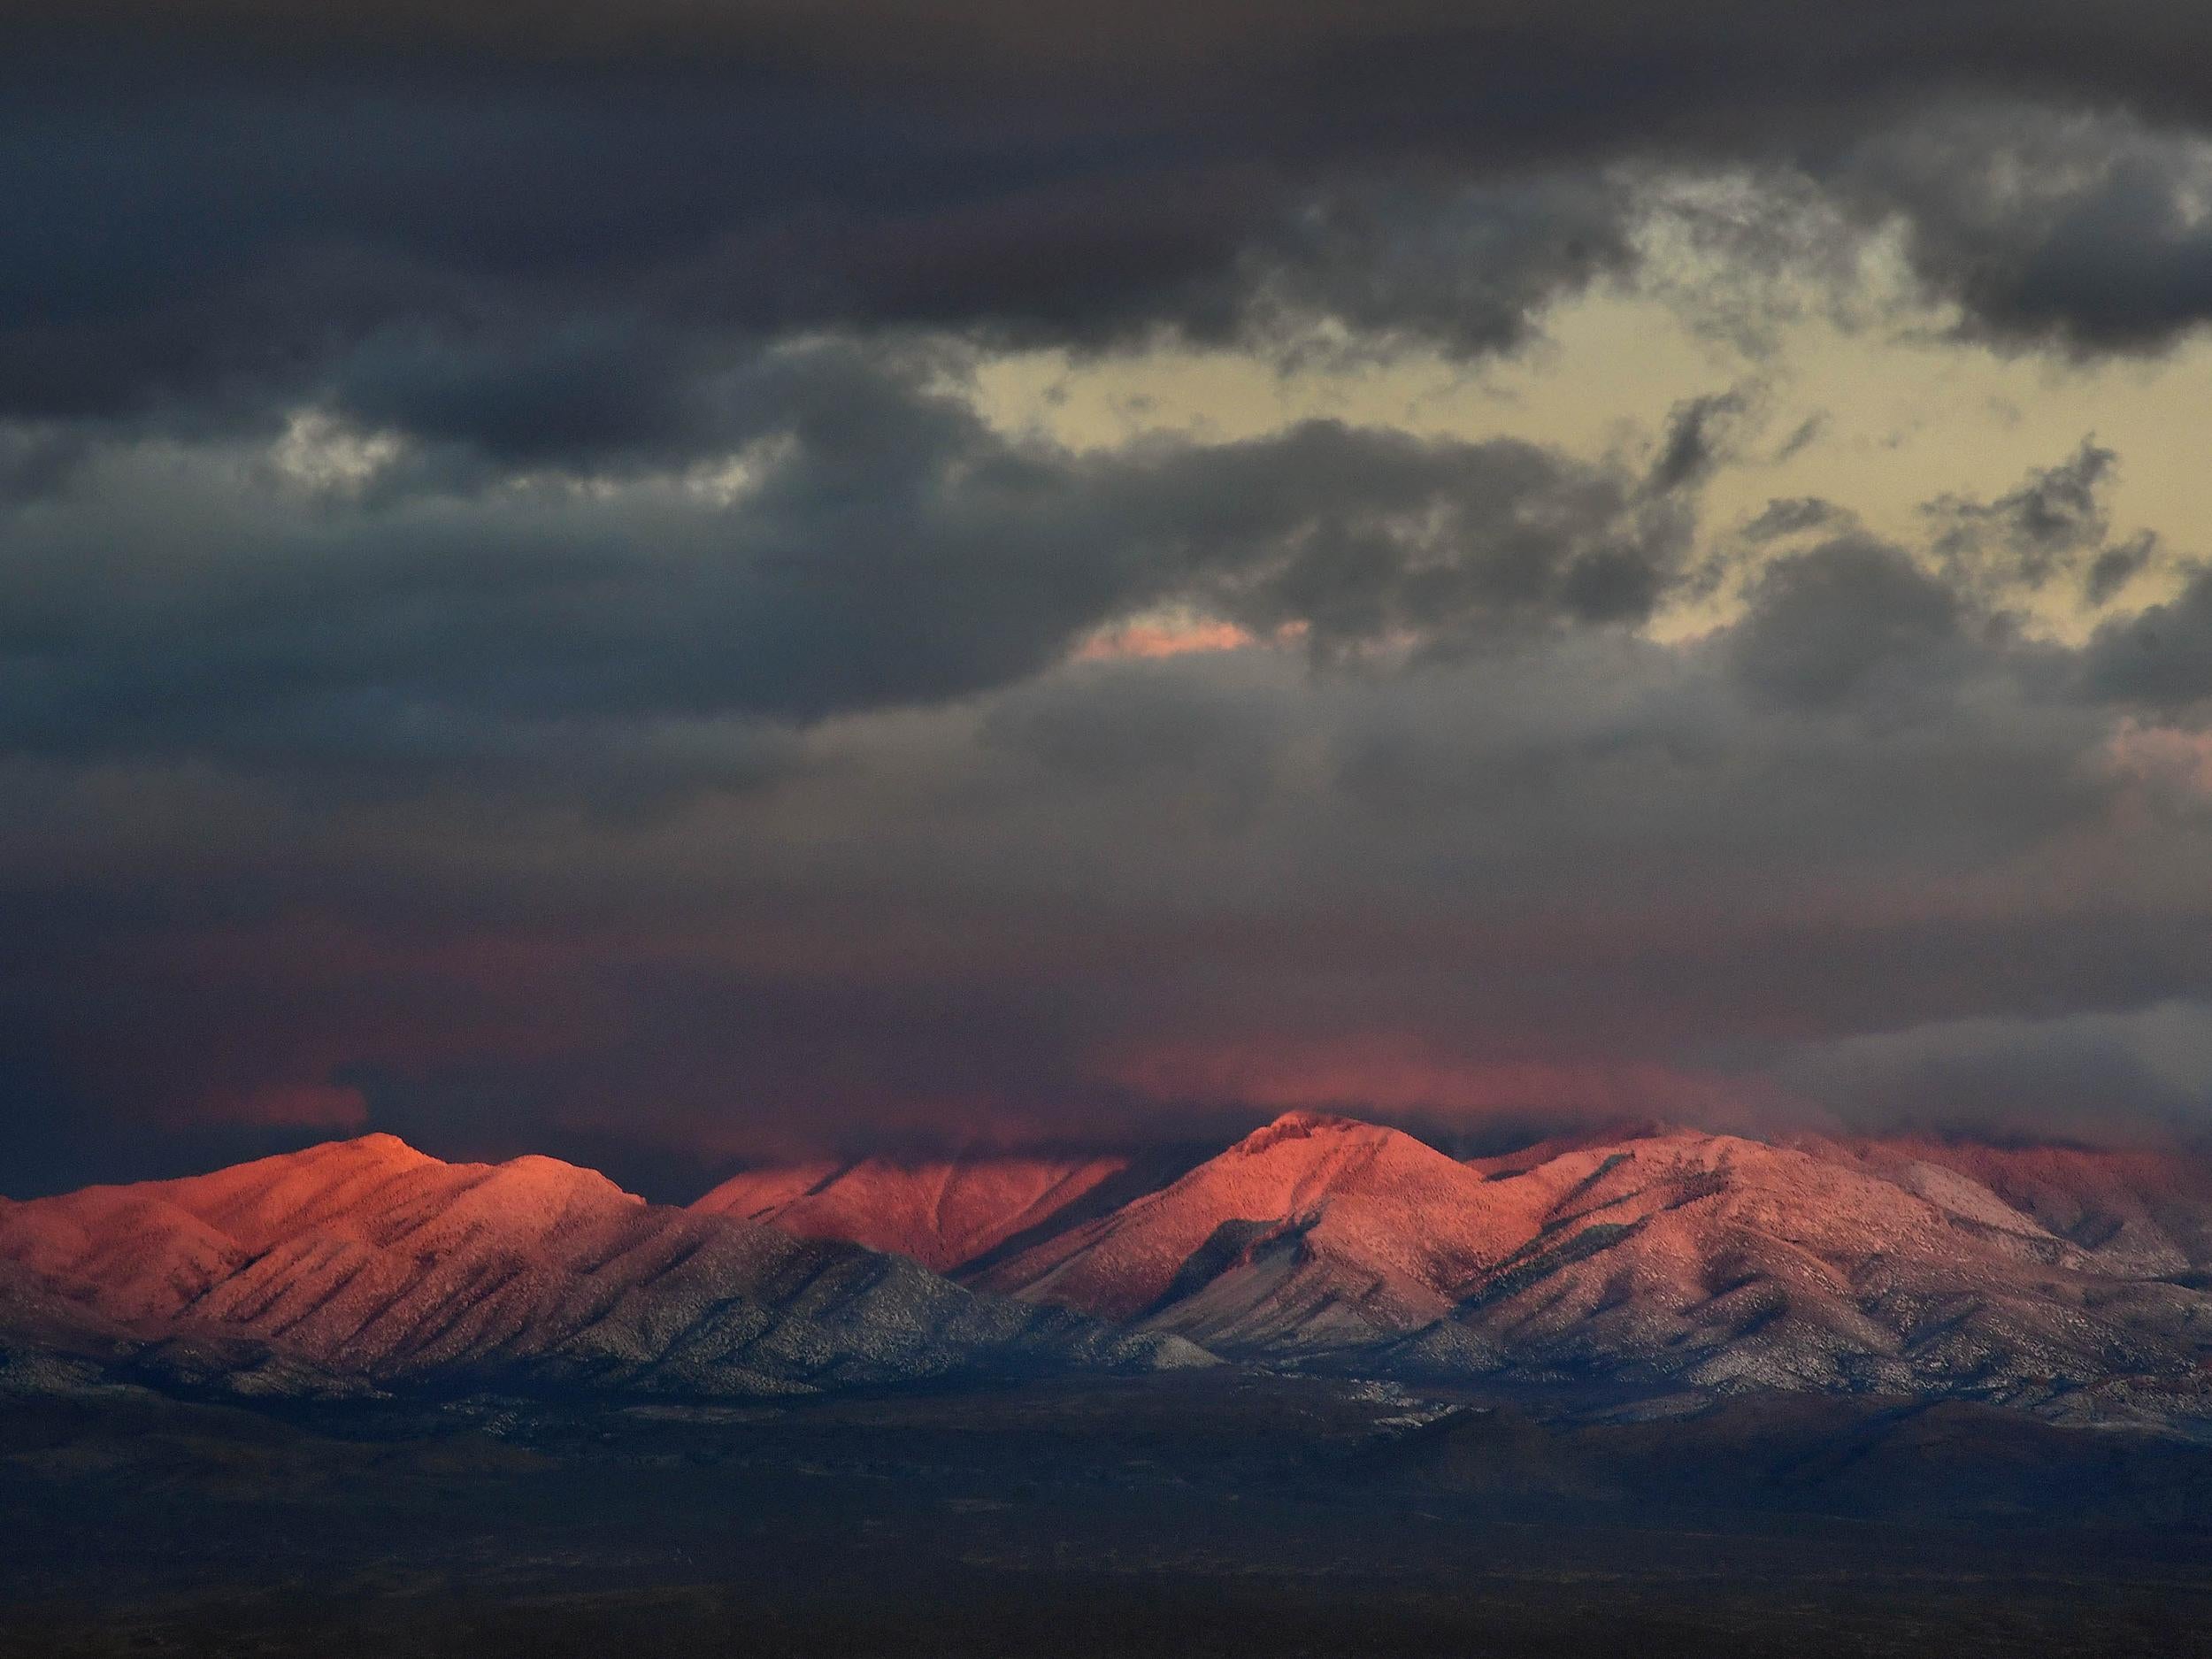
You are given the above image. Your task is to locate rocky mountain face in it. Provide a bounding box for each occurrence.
[11,1114,2212,1419]
[0,1135,1206,1401]
[703,1112,2212,1420]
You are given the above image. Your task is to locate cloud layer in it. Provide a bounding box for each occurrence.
[7,3,2212,1193]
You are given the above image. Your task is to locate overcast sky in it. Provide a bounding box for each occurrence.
[10,3,2212,1195]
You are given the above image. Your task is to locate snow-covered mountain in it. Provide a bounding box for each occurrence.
[0,1134,1206,1399]
[11,1113,2212,1418]
[703,1111,2212,1416]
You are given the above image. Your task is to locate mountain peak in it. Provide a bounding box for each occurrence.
[1235,1110,1380,1155]
[972,1108,1520,1334]
[492,1151,643,1204]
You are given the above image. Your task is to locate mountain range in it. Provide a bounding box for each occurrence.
[9,1111,2212,1422]
[0,1133,1202,1400]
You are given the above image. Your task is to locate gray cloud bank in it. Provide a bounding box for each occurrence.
[15,10,2212,460]
[9,3,2212,1190]
[6,408,2212,1189]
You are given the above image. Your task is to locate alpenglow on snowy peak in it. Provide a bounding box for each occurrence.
[694,1111,2212,1418]
[0,1134,1208,1400]
[7,1112,2212,1422]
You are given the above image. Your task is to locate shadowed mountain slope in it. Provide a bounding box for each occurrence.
[1844,1138,2212,1278]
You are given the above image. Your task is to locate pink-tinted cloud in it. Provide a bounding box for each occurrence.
[2107,719,2212,799]
[1074,618,1306,662]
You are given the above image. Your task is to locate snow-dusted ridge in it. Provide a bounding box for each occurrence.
[699,1110,2212,1418]
[0,1134,1210,1400]
[10,1112,2212,1418]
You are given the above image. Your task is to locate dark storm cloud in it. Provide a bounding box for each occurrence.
[1925,441,2117,588]
[19,5,2212,466]
[0,345,1703,782]
[1831,105,2212,355]
[1724,538,1970,711]
[1717,444,2195,722]
[0,67,1254,439]
[8,496,2200,1187]
[0,49,1634,454]
[29,1,2212,114]
[1647,390,1751,495]
[1910,440,2179,617]
[1244,174,1636,360]
[1740,497,1846,542]
[1778,1002,2212,1140]
[16,4,2212,1187]
[2084,565,2212,707]
[2085,534,2162,608]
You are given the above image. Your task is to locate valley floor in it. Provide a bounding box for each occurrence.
[6,1370,2212,1656]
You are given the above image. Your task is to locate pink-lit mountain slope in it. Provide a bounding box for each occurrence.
[695,1153,1142,1273]
[968,1113,1550,1348]
[15,1118,2212,1420]
[732,1112,2212,1417]
[0,1135,1208,1400]
[1386,1125,2212,1409]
